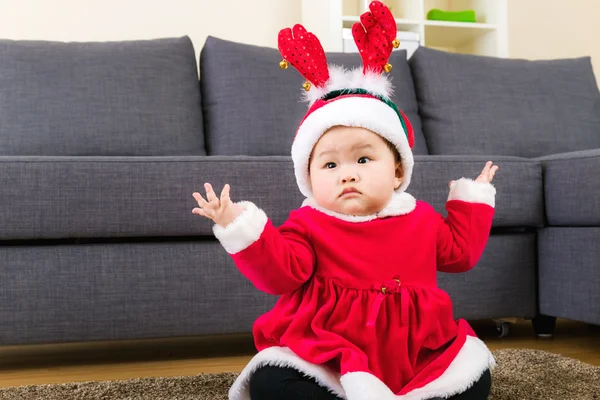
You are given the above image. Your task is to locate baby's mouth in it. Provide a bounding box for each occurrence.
[340,187,361,198]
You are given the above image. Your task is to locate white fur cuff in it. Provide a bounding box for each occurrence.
[212,201,268,254]
[448,178,496,208]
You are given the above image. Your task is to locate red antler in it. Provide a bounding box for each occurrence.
[278,24,330,89]
[352,1,398,74]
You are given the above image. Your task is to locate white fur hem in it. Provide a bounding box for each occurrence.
[291,95,414,199]
[341,336,494,400]
[448,178,496,208]
[228,347,345,400]
[396,336,495,400]
[228,336,494,400]
[340,372,396,400]
[212,201,268,254]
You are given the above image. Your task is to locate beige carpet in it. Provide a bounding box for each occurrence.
[1,349,599,400]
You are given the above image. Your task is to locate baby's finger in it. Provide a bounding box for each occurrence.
[192,192,209,208]
[489,165,499,180]
[220,184,231,205]
[480,161,492,176]
[204,183,219,205]
[193,207,218,223]
[198,205,217,219]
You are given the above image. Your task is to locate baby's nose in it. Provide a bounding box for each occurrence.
[341,174,358,183]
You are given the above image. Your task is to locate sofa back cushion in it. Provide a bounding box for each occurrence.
[409,47,600,158]
[0,36,205,156]
[200,36,428,156]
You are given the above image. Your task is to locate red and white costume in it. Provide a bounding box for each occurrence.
[215,181,496,400]
[210,2,497,399]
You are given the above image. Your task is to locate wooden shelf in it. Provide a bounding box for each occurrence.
[423,20,496,29]
[424,22,495,48]
[303,0,508,57]
[342,16,422,35]
[342,17,496,30]
[342,16,422,26]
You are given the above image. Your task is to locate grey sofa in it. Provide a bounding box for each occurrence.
[408,48,600,333]
[0,35,598,346]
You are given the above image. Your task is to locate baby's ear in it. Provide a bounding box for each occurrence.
[395,162,403,178]
[394,178,403,189]
[394,162,403,189]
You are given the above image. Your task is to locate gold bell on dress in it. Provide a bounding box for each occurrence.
[384,63,393,73]
[392,38,400,48]
[279,59,289,69]
[303,81,311,91]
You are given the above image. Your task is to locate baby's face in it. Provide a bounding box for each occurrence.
[308,126,403,216]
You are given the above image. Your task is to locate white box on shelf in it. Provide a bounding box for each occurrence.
[342,29,420,58]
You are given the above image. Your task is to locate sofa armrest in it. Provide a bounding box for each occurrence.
[535,148,600,226]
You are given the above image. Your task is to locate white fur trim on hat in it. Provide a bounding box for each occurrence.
[291,95,414,199]
[302,66,393,106]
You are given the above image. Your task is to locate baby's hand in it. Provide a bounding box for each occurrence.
[474,161,499,184]
[192,183,244,228]
[449,161,499,187]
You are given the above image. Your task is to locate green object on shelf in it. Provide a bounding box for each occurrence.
[426,8,477,23]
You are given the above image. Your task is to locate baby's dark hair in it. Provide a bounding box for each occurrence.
[385,139,401,163]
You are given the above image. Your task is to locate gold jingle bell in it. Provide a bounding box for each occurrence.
[384,63,393,73]
[279,59,289,70]
[303,81,312,91]
[392,38,400,48]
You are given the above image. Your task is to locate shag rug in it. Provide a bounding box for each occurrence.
[1,349,599,400]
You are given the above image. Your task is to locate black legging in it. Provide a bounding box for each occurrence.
[249,365,491,400]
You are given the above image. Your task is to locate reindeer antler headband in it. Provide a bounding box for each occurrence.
[277,1,400,96]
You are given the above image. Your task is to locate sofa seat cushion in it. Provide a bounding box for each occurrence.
[439,233,537,320]
[409,47,600,158]
[536,149,600,226]
[200,36,429,157]
[0,240,277,344]
[0,154,541,241]
[0,233,536,345]
[0,36,205,156]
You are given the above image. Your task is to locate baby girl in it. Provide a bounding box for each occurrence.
[193,2,498,399]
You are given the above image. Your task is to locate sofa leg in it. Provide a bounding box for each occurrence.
[532,315,556,337]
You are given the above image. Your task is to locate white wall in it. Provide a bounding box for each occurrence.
[508,0,600,81]
[0,0,302,60]
[0,0,598,81]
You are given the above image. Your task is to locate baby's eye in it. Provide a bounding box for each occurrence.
[358,157,371,164]
[325,162,337,169]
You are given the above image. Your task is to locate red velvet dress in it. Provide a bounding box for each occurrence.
[216,183,496,400]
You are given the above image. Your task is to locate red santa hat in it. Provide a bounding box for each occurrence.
[278,1,415,199]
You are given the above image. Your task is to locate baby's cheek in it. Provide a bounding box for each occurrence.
[310,176,330,199]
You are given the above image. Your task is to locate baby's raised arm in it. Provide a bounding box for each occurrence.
[436,162,498,273]
[193,183,315,295]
